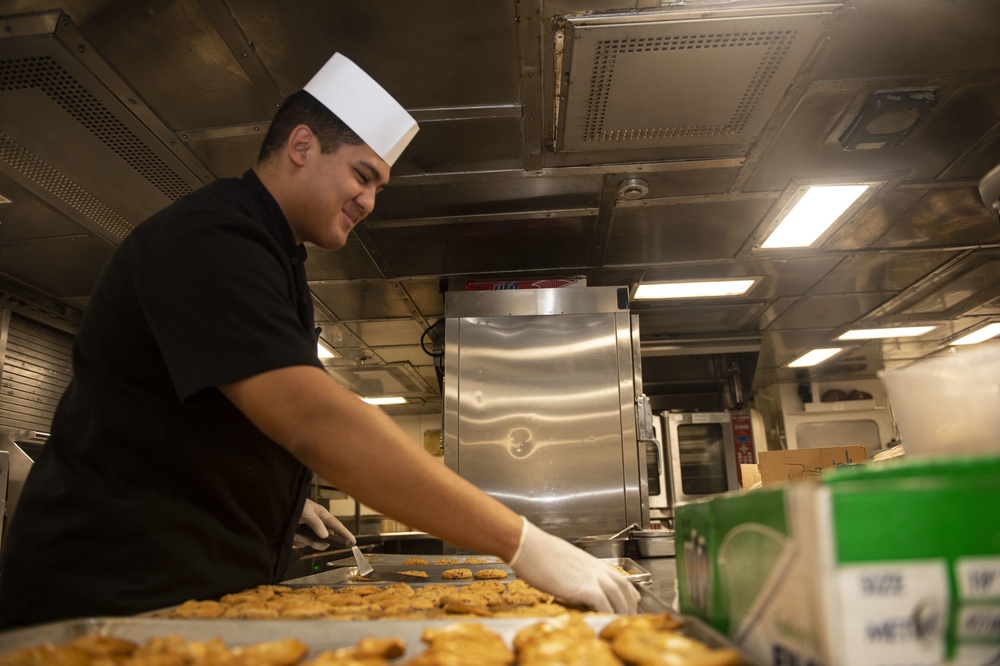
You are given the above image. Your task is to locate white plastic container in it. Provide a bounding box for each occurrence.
[878,342,1000,457]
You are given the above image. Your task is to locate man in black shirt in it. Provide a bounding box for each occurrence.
[0,53,638,626]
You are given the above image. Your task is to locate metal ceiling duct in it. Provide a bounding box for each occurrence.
[0,10,212,245]
[553,4,837,154]
[325,362,434,399]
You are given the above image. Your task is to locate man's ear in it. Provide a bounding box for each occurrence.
[287,125,314,167]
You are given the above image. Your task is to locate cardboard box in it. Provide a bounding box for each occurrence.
[675,456,1000,666]
[757,445,867,486]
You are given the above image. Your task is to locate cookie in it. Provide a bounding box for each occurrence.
[441,568,473,580]
[473,568,508,580]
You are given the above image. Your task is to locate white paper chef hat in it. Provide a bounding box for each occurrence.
[303,53,419,166]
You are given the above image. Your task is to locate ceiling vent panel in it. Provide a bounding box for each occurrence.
[326,362,433,398]
[872,251,1000,322]
[0,11,212,244]
[555,6,834,153]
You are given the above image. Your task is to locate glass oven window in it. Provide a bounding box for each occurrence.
[644,440,661,496]
[677,423,728,494]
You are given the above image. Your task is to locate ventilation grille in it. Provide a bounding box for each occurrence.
[327,362,432,398]
[585,31,796,142]
[557,9,831,153]
[0,131,134,239]
[0,56,194,204]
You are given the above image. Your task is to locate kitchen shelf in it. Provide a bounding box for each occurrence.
[802,399,882,413]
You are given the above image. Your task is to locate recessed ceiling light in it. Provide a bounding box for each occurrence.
[950,323,1000,346]
[788,348,843,368]
[317,342,338,359]
[634,278,757,300]
[837,326,936,340]
[362,396,407,405]
[761,184,870,248]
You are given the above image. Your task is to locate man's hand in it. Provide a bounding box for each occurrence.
[294,498,356,550]
[509,517,639,614]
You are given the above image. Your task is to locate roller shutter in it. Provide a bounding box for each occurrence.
[0,312,73,433]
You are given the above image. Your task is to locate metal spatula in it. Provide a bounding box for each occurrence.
[352,545,374,576]
[348,547,421,582]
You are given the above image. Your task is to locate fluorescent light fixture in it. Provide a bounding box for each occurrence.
[634,278,756,300]
[837,326,936,340]
[788,348,843,368]
[362,396,407,406]
[762,185,870,248]
[317,341,337,359]
[951,323,1000,346]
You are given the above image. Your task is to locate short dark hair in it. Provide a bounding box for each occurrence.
[256,90,365,163]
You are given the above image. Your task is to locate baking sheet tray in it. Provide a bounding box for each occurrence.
[305,555,652,585]
[0,613,762,665]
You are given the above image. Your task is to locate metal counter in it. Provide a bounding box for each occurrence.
[633,556,679,611]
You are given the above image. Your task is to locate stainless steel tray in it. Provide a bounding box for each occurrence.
[0,613,762,665]
[306,555,652,585]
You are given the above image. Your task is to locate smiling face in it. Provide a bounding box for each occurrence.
[280,126,390,250]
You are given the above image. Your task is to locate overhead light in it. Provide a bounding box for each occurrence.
[362,396,407,406]
[951,323,1000,346]
[788,348,843,368]
[317,341,338,359]
[761,184,870,248]
[634,278,757,300]
[837,326,936,340]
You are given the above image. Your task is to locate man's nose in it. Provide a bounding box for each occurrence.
[355,188,377,217]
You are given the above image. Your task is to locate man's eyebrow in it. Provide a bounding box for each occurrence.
[358,159,388,187]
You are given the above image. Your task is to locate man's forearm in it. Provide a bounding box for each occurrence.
[220,365,523,560]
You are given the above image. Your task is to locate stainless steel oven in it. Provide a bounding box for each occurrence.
[663,411,756,505]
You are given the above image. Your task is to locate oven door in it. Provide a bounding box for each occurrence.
[646,416,669,510]
[664,412,740,505]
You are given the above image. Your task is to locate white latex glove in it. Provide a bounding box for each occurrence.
[509,517,640,614]
[294,498,356,550]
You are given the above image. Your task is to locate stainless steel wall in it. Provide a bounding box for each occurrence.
[443,287,645,541]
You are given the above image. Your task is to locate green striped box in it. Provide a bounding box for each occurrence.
[675,456,1000,666]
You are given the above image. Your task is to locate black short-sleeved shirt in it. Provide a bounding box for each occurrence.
[0,170,324,626]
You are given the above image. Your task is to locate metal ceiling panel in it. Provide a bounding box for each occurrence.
[228,0,521,110]
[805,0,1000,80]
[372,172,605,221]
[311,282,416,322]
[606,197,775,265]
[391,118,526,177]
[325,362,433,398]
[346,319,428,349]
[744,78,1000,193]
[0,235,110,301]
[872,187,1000,249]
[306,240,383,282]
[811,252,955,296]
[635,301,767,336]
[871,251,1000,322]
[767,291,896,331]
[365,213,599,277]
[555,6,833,153]
[184,132,266,181]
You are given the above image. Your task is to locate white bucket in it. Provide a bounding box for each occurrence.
[878,343,1000,457]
